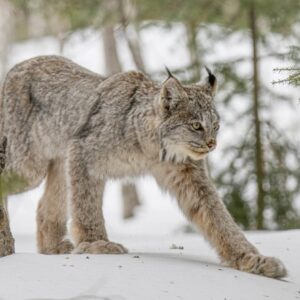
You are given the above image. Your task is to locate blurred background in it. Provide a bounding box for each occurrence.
[0,0,300,247]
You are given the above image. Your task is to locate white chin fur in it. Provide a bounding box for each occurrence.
[187,151,207,161]
[160,144,207,163]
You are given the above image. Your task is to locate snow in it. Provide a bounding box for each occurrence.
[3,178,300,300]
[1,25,300,300]
[1,231,300,300]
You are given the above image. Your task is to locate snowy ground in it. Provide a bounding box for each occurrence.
[1,231,300,300]
[1,179,300,300]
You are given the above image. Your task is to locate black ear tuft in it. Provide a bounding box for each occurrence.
[204,66,216,88]
[165,66,174,79]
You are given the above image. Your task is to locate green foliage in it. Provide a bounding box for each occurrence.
[273,46,300,87]
[214,68,300,229]
[0,173,28,207]
[10,0,106,39]
[215,121,300,229]
[137,0,224,24]
[208,1,300,229]
[0,173,28,196]
[45,0,105,29]
[264,124,300,229]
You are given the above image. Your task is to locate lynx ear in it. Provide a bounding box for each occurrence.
[204,66,217,96]
[159,69,187,112]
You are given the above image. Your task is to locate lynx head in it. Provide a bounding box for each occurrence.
[158,67,219,163]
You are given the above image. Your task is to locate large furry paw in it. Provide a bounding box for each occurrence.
[72,240,128,254]
[236,253,287,278]
[40,239,74,254]
[55,239,74,254]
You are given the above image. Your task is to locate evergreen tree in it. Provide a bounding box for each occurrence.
[213,0,300,229]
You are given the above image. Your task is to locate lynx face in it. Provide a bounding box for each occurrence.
[158,69,219,163]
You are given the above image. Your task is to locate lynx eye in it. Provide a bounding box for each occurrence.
[192,122,203,131]
[214,124,220,131]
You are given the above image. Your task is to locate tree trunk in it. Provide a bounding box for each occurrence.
[123,25,146,72]
[102,26,122,75]
[249,3,265,229]
[0,0,14,80]
[186,21,201,82]
[118,0,146,72]
[101,9,141,219]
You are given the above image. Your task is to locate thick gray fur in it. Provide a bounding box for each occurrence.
[0,56,286,277]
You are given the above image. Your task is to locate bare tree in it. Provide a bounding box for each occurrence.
[102,25,122,75]
[118,0,146,72]
[102,0,141,218]
[102,0,122,75]
[0,0,14,80]
[249,3,265,229]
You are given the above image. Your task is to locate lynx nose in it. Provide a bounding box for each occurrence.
[207,139,216,150]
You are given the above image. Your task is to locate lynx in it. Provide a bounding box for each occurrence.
[0,56,286,278]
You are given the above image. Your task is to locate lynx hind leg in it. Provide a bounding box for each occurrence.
[0,204,15,256]
[37,159,74,254]
[67,143,127,254]
[121,182,141,219]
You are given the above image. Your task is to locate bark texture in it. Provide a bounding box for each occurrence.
[250,3,265,229]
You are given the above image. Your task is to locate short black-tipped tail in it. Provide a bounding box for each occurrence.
[0,136,7,174]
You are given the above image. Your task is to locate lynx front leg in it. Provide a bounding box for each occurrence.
[37,159,74,254]
[153,161,287,278]
[67,143,127,254]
